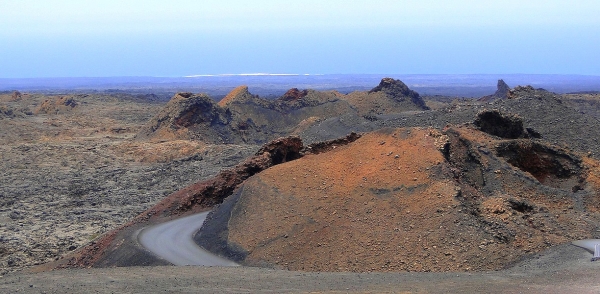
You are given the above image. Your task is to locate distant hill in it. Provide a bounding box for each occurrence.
[136,78,429,144]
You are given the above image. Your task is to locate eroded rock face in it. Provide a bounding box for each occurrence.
[136,92,237,143]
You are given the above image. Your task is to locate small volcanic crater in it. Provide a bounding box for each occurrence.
[474,110,526,139]
[495,140,585,191]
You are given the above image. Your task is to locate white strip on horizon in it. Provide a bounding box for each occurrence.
[184,73,317,78]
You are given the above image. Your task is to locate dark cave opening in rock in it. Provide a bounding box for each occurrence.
[495,140,585,191]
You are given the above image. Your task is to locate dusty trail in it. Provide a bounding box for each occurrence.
[138,212,238,266]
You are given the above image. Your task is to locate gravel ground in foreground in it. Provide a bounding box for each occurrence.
[2,244,599,293]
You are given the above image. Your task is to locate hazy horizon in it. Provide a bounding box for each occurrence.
[1,1,599,78]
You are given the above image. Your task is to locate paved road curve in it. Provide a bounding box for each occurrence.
[572,239,600,256]
[138,212,239,266]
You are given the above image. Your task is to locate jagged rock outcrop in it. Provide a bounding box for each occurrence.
[495,79,510,98]
[369,78,426,108]
[35,96,78,114]
[136,92,238,143]
[479,79,510,102]
[345,78,429,115]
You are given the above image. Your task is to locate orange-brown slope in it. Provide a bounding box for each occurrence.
[227,128,468,272]
[218,85,252,108]
[219,126,600,272]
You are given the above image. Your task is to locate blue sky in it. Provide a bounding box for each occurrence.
[1,0,599,77]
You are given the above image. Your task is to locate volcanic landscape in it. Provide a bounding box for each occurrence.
[2,78,600,292]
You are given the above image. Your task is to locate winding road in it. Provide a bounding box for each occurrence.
[572,239,600,256]
[139,211,600,267]
[138,212,238,266]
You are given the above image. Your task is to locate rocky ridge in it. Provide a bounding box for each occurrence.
[136,78,428,144]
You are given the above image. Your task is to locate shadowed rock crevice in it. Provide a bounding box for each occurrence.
[442,129,485,188]
[474,110,533,139]
[194,188,248,262]
[508,198,535,213]
[495,140,585,191]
